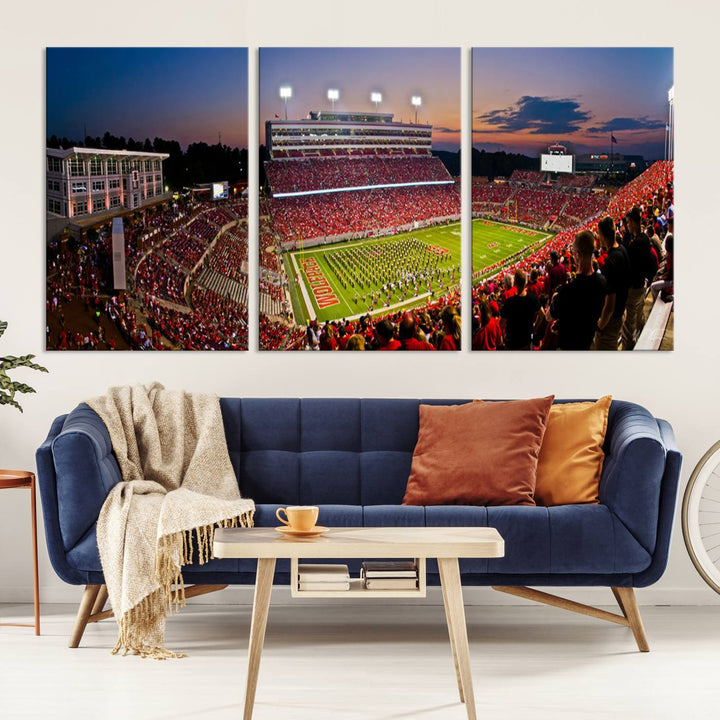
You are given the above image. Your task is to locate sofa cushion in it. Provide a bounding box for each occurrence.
[63,501,651,580]
[425,504,650,575]
[403,397,554,506]
[534,396,612,506]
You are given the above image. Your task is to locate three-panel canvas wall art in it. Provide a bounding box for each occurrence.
[45,47,673,352]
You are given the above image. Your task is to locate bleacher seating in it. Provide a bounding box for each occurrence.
[265,155,451,195]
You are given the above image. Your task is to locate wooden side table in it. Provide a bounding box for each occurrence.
[0,470,40,635]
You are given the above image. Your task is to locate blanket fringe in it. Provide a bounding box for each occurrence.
[113,589,186,660]
[155,509,255,617]
[115,510,254,658]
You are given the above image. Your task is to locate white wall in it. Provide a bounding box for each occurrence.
[1,0,718,607]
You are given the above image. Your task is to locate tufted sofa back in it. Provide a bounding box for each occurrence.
[220,398,468,505]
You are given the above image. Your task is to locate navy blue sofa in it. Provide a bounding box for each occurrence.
[36,398,681,651]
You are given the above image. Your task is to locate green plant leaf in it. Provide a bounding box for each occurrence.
[0,319,47,412]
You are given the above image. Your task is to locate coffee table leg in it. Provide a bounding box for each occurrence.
[438,558,476,720]
[438,559,465,703]
[244,557,276,720]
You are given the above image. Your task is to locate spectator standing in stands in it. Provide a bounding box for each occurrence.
[548,230,607,350]
[398,314,435,350]
[438,306,461,351]
[345,334,365,350]
[374,318,400,350]
[500,270,540,350]
[646,224,664,268]
[651,233,674,301]
[472,301,503,350]
[622,207,658,350]
[594,216,631,350]
[306,320,320,350]
[546,250,568,293]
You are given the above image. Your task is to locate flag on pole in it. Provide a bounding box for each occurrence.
[611,134,618,144]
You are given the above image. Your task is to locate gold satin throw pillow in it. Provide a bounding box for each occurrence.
[533,396,612,506]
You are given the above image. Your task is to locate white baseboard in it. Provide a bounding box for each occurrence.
[3,584,720,607]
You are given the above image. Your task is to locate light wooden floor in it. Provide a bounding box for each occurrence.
[1,602,718,719]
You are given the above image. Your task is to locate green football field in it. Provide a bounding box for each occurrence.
[472,219,552,282]
[284,223,461,324]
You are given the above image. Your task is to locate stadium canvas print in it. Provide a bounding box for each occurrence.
[46,48,249,351]
[471,48,674,351]
[259,47,461,351]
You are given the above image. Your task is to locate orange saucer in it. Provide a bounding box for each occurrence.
[275,525,329,538]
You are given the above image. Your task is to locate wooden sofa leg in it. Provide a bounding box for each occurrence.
[69,584,101,648]
[612,587,650,652]
[82,584,230,629]
[492,586,650,652]
[91,585,108,616]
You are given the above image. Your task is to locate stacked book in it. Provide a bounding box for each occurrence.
[297,563,350,591]
[361,560,418,590]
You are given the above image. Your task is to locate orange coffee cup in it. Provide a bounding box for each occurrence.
[276,505,319,531]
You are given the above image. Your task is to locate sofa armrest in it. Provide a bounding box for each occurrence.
[630,418,682,587]
[48,404,122,554]
[599,401,668,556]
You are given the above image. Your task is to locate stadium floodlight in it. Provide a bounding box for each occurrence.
[328,88,339,110]
[279,86,292,120]
[411,95,422,124]
[371,91,382,110]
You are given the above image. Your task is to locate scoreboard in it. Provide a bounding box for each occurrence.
[540,153,574,174]
[212,181,229,200]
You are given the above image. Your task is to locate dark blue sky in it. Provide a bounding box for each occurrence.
[473,48,673,159]
[260,48,460,151]
[46,48,248,149]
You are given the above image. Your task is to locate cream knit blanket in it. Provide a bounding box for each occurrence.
[87,383,254,659]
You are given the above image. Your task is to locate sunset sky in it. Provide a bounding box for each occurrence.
[46,48,248,150]
[259,48,461,151]
[473,48,673,159]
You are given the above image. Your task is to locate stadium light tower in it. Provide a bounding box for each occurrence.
[328,88,339,110]
[411,95,422,125]
[279,86,292,121]
[371,92,382,111]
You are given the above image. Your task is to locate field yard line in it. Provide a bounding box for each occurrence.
[290,252,316,322]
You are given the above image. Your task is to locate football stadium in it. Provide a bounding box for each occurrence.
[45,48,251,352]
[471,154,674,350]
[259,110,462,350]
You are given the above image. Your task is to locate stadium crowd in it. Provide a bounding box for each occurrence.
[265,155,451,194]
[299,294,462,352]
[47,197,251,351]
[471,160,674,351]
[267,184,460,245]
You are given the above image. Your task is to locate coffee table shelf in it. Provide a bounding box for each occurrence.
[290,557,427,598]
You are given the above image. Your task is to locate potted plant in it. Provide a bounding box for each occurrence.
[0,320,48,412]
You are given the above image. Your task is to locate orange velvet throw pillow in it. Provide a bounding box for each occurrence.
[533,396,612,506]
[402,396,554,507]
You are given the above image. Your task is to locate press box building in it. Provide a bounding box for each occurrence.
[46,147,170,219]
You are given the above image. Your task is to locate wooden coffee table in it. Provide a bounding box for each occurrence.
[214,526,504,720]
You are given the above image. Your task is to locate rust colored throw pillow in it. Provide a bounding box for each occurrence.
[534,396,612,506]
[402,396,554,507]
